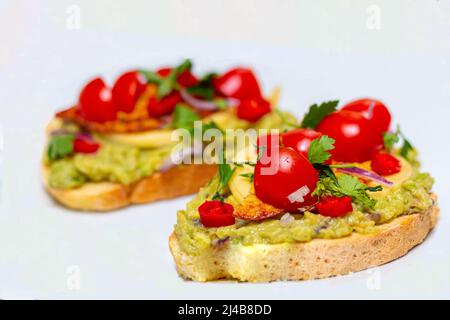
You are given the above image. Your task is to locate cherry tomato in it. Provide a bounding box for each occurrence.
[112,71,147,113]
[73,135,100,154]
[257,133,281,151]
[236,97,271,122]
[371,152,401,176]
[77,78,117,123]
[316,196,353,217]
[281,128,322,159]
[213,67,262,100]
[156,67,198,87]
[198,200,235,228]
[254,147,318,211]
[341,98,391,133]
[316,111,379,162]
[147,91,181,117]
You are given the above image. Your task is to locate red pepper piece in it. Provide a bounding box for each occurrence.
[198,200,235,228]
[316,196,353,218]
[236,97,271,122]
[371,152,401,176]
[73,135,100,154]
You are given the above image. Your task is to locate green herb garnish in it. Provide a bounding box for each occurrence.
[307,135,335,165]
[47,134,75,161]
[158,59,192,99]
[300,100,339,129]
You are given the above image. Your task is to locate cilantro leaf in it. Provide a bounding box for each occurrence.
[400,138,413,158]
[138,70,163,84]
[313,173,380,210]
[47,134,75,161]
[307,135,335,164]
[300,100,339,129]
[336,175,378,209]
[186,73,216,100]
[172,104,200,130]
[217,152,236,192]
[383,131,400,151]
[158,59,193,99]
[382,125,414,157]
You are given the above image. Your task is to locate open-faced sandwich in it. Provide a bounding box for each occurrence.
[42,60,295,211]
[169,99,438,282]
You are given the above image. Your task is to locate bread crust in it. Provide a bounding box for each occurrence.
[169,203,439,282]
[42,164,217,212]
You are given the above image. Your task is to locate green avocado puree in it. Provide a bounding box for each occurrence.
[48,140,172,189]
[174,172,434,255]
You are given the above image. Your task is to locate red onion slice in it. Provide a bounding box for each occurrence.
[180,90,238,111]
[337,167,393,186]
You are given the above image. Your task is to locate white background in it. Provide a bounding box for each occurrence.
[0,0,449,299]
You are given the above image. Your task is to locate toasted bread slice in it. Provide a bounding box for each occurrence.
[169,203,439,282]
[42,164,217,212]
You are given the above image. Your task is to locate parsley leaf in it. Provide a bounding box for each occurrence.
[300,100,339,129]
[138,70,163,84]
[186,73,216,100]
[400,138,414,158]
[47,134,75,161]
[158,59,193,99]
[217,152,236,192]
[307,135,335,164]
[172,104,200,130]
[383,131,400,151]
[382,125,414,157]
[313,174,380,210]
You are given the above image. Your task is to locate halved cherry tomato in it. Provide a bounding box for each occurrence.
[156,67,198,88]
[112,71,147,113]
[213,68,261,100]
[316,196,353,217]
[236,97,271,122]
[73,135,100,154]
[341,98,391,133]
[147,91,182,117]
[254,147,318,211]
[198,200,235,228]
[316,110,379,162]
[77,78,117,123]
[371,152,401,176]
[281,128,322,159]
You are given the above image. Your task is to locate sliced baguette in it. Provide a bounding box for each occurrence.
[42,164,217,212]
[169,203,439,282]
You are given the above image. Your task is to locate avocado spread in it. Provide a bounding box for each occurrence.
[48,140,173,189]
[174,171,434,255]
[47,109,294,189]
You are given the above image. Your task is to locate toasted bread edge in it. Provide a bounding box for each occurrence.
[169,202,439,282]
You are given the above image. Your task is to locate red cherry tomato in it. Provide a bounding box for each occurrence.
[316,196,353,217]
[281,128,322,159]
[77,78,117,123]
[198,200,235,228]
[73,135,100,154]
[257,133,281,151]
[112,71,147,113]
[316,111,379,162]
[213,68,262,100]
[156,67,198,87]
[254,147,318,211]
[236,97,271,122]
[341,98,391,133]
[147,91,182,117]
[371,152,401,176]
